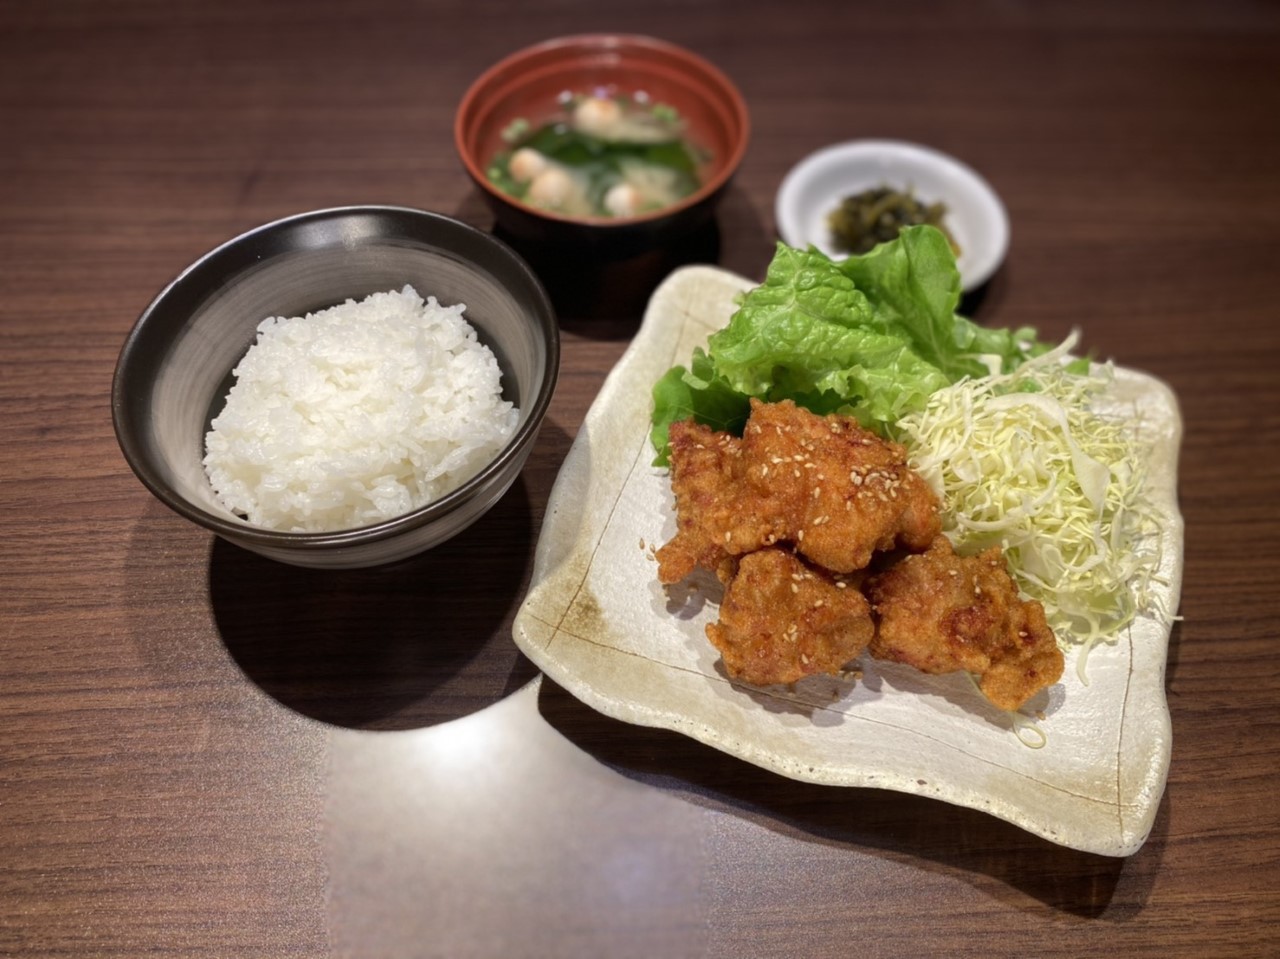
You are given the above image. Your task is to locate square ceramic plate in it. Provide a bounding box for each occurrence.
[513,265,1184,856]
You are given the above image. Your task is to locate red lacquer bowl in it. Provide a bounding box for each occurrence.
[455,34,749,257]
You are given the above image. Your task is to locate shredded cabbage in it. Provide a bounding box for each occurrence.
[892,333,1167,682]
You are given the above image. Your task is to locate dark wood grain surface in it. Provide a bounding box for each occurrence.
[3,1,1278,955]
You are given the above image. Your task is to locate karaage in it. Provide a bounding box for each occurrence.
[706,547,873,686]
[655,399,941,584]
[865,537,1064,711]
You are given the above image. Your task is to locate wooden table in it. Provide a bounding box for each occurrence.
[3,1,1277,955]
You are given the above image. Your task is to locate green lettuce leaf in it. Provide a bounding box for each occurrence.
[649,225,1041,462]
[834,223,968,372]
[649,348,752,467]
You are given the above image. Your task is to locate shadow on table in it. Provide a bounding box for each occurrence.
[451,182,773,339]
[203,467,548,731]
[535,676,1166,919]
[494,218,721,340]
[1162,618,1186,694]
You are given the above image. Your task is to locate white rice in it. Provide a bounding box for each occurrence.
[203,285,519,533]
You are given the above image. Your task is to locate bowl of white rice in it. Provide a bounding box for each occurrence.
[112,206,559,569]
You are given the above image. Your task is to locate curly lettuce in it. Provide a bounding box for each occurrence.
[650,226,1043,464]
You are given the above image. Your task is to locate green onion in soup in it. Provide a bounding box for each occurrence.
[487,93,707,219]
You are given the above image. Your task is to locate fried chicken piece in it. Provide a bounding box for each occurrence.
[653,419,756,585]
[865,537,1064,711]
[655,399,941,584]
[740,398,941,572]
[706,547,873,686]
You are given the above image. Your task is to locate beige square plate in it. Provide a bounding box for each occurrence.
[514,265,1184,856]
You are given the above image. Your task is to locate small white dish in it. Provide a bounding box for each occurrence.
[775,140,1010,291]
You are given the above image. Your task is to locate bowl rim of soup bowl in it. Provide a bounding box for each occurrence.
[111,204,560,559]
[454,33,750,229]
